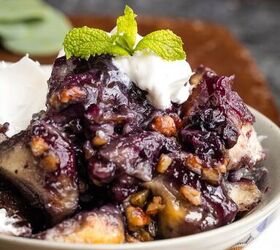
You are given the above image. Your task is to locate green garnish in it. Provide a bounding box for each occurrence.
[64,27,112,59]
[115,5,137,52]
[63,5,186,61]
[135,30,186,60]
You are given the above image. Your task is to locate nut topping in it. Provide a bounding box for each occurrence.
[180,185,202,206]
[40,153,60,172]
[146,196,165,215]
[189,73,202,87]
[30,136,49,157]
[185,154,203,174]
[92,130,108,147]
[156,154,172,173]
[130,190,150,208]
[202,168,221,185]
[125,206,151,231]
[92,135,108,147]
[151,115,176,137]
[59,86,86,104]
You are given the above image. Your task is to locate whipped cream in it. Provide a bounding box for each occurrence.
[110,28,193,109]
[113,52,193,109]
[0,56,49,136]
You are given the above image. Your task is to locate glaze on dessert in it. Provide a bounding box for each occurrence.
[0,6,268,245]
[0,55,267,243]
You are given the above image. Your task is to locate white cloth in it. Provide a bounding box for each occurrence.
[246,210,280,250]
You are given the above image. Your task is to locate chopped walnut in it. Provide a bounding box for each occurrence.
[146,196,165,215]
[189,73,203,87]
[125,206,150,231]
[130,190,150,208]
[59,86,86,104]
[185,154,203,174]
[185,154,203,175]
[186,154,228,179]
[151,115,177,137]
[30,136,49,157]
[202,168,221,185]
[40,153,60,172]
[156,154,172,173]
[216,158,229,174]
[180,185,202,206]
[92,135,108,147]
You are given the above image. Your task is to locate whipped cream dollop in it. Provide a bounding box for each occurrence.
[113,52,193,109]
[110,28,193,109]
[0,56,50,136]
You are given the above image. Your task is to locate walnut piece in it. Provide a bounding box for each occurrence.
[92,136,107,147]
[156,154,172,173]
[30,136,49,157]
[189,73,202,87]
[180,185,202,206]
[40,153,60,172]
[130,190,150,208]
[151,115,176,137]
[185,154,203,174]
[146,196,165,215]
[202,168,221,185]
[126,206,151,231]
[59,86,86,104]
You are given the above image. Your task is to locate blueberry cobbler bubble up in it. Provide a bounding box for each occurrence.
[0,6,268,244]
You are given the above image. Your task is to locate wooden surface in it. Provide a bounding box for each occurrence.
[0,16,279,124]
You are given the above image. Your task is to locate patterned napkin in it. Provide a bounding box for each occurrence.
[229,209,280,250]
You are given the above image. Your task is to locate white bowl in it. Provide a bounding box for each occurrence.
[1,107,280,250]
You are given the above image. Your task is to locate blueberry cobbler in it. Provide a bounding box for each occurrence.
[0,6,268,244]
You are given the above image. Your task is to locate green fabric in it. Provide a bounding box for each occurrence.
[0,0,71,55]
[0,0,45,22]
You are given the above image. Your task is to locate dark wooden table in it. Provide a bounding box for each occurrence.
[1,16,279,124]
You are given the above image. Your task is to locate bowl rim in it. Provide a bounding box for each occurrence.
[1,107,280,249]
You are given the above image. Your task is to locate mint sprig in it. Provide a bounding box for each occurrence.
[63,5,186,61]
[135,30,186,60]
[64,27,112,59]
[116,5,137,52]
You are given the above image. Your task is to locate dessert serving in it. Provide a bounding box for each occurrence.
[0,6,268,244]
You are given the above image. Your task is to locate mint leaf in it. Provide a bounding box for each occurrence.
[110,34,132,55]
[62,7,188,61]
[108,44,131,57]
[135,30,186,61]
[116,5,137,50]
[63,26,112,59]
